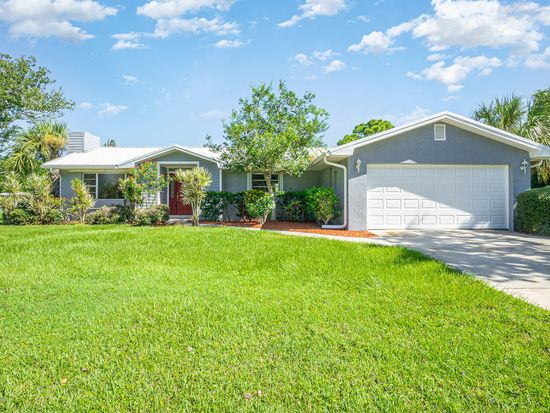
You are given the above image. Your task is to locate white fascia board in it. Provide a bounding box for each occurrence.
[117,145,220,168]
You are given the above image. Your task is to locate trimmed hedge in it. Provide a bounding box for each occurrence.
[134,205,170,226]
[515,186,550,235]
[86,205,132,225]
[202,191,235,221]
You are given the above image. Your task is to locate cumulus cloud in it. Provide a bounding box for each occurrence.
[323,59,346,73]
[313,49,339,61]
[0,0,117,41]
[290,53,314,66]
[386,106,432,125]
[97,103,128,117]
[348,31,404,54]
[78,102,93,110]
[279,0,347,28]
[524,47,550,69]
[137,0,234,19]
[151,16,239,38]
[213,39,244,48]
[407,55,502,92]
[111,32,146,50]
[122,75,139,85]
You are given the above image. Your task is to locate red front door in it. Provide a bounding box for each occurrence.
[169,178,193,215]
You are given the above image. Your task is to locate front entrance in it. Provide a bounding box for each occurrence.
[168,178,193,215]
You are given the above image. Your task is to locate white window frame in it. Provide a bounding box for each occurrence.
[157,161,200,207]
[434,124,446,141]
[247,172,283,192]
[83,173,98,199]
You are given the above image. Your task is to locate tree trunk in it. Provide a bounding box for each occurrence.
[264,172,276,222]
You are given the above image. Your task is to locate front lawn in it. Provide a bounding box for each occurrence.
[0,225,548,411]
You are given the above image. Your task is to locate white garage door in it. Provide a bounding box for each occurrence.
[367,165,509,230]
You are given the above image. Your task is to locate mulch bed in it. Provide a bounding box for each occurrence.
[200,220,377,238]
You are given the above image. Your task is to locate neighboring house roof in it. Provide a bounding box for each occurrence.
[327,111,550,160]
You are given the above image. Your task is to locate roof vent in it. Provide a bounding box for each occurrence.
[434,124,446,141]
[67,132,101,154]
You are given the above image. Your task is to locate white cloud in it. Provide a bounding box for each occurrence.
[137,0,234,19]
[291,53,314,66]
[384,106,432,125]
[279,0,347,28]
[323,59,346,73]
[524,47,550,69]
[313,49,339,61]
[305,74,318,81]
[151,16,239,38]
[348,31,403,54]
[407,55,502,92]
[111,32,146,50]
[199,109,228,120]
[78,102,93,110]
[0,0,117,41]
[97,103,128,117]
[427,53,448,61]
[357,15,370,23]
[122,75,139,85]
[213,39,244,48]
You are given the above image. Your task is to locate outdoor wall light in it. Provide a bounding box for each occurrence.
[355,158,362,172]
[520,159,529,174]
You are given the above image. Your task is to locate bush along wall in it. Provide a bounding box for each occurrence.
[514,186,550,235]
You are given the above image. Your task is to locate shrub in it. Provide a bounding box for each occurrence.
[134,205,170,226]
[232,192,249,221]
[5,208,36,225]
[25,174,61,224]
[276,191,308,222]
[70,178,95,223]
[202,191,234,221]
[244,189,275,225]
[174,167,212,226]
[304,187,339,225]
[515,186,550,235]
[86,205,131,225]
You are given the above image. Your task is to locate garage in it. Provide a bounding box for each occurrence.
[366,165,509,230]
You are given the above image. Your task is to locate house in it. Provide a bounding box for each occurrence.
[44,111,550,231]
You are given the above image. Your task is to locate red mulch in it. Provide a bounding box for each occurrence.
[200,220,376,238]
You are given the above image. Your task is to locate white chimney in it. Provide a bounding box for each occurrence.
[67,132,101,154]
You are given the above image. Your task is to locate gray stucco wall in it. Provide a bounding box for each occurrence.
[59,171,125,208]
[222,172,247,192]
[347,122,531,230]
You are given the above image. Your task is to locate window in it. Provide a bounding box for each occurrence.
[98,174,125,199]
[250,173,280,192]
[83,174,97,198]
[434,124,446,141]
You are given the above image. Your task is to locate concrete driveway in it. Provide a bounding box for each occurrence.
[374,230,550,310]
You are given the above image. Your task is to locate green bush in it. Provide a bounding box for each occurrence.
[232,192,249,221]
[276,191,309,221]
[201,191,234,221]
[515,186,550,235]
[86,206,131,225]
[43,207,66,224]
[304,187,339,225]
[244,189,275,224]
[4,208,36,225]
[134,205,170,226]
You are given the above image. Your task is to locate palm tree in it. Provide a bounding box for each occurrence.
[175,167,212,226]
[4,121,68,177]
[473,89,550,186]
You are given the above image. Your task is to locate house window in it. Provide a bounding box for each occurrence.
[434,124,446,141]
[98,174,125,199]
[251,173,280,192]
[83,174,97,198]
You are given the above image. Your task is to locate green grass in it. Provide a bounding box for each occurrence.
[0,225,548,412]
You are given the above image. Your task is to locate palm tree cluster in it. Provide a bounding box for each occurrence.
[474,88,550,186]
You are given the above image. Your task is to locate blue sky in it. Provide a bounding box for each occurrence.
[1,0,549,147]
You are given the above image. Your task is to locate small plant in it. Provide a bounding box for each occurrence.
[134,205,170,226]
[515,186,550,235]
[86,205,131,225]
[119,162,169,212]
[70,179,95,223]
[276,191,308,222]
[4,208,36,225]
[304,187,339,225]
[25,174,63,224]
[232,192,249,221]
[174,167,212,226]
[0,172,27,224]
[201,191,234,221]
[244,189,275,225]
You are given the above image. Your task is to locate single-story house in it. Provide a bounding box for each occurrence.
[44,111,550,231]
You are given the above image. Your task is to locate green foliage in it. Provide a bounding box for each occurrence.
[337,119,394,145]
[119,162,169,211]
[231,192,248,221]
[175,167,212,226]
[276,191,309,221]
[201,191,235,221]
[3,208,35,225]
[24,173,63,224]
[134,205,170,226]
[474,89,550,186]
[206,80,328,195]
[304,187,339,225]
[0,54,74,156]
[86,205,131,225]
[244,189,275,224]
[103,139,117,147]
[70,179,95,223]
[4,121,68,177]
[514,186,550,235]
[0,171,26,219]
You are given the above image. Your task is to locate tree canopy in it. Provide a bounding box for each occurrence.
[0,54,74,156]
[337,119,394,145]
[206,81,328,196]
[473,88,550,186]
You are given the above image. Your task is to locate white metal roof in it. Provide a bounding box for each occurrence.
[43,147,163,169]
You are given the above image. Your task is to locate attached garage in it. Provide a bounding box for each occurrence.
[366,165,509,230]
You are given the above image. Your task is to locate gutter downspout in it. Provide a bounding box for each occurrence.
[321,155,347,230]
